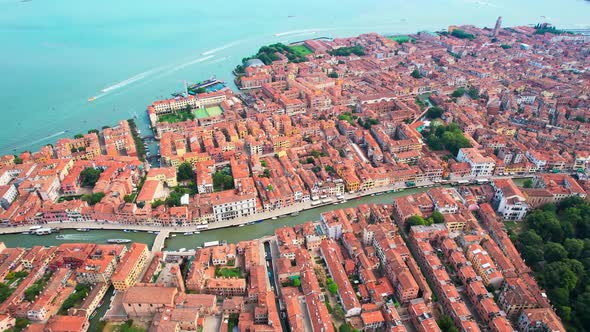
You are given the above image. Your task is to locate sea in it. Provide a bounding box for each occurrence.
[0,0,589,155]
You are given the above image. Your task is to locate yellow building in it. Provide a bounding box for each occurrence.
[111,243,149,291]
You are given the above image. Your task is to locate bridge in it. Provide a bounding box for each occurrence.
[151,230,170,254]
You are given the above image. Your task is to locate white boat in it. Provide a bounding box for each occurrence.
[76,228,90,232]
[238,224,245,227]
[55,235,66,240]
[29,226,42,231]
[194,231,201,234]
[271,217,278,220]
[107,239,132,244]
[123,229,131,233]
[183,232,193,236]
[171,234,177,237]
[147,231,154,234]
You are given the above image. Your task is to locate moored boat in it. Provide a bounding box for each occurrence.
[107,239,132,244]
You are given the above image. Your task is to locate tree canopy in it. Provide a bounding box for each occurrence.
[425,123,472,156]
[512,197,590,330]
[177,162,195,182]
[80,167,102,187]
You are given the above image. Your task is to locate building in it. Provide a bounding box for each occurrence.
[456,148,495,178]
[123,285,178,318]
[111,243,149,291]
[492,179,529,221]
[518,308,566,332]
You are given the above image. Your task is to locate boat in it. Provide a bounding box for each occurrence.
[88,97,97,102]
[255,220,264,224]
[29,226,42,231]
[133,230,138,233]
[238,224,245,227]
[154,231,160,235]
[271,217,278,220]
[21,231,30,235]
[171,234,177,237]
[107,239,132,244]
[89,311,97,319]
[33,228,53,235]
[76,228,90,232]
[148,231,154,234]
[194,231,201,234]
[333,202,339,205]
[183,232,193,236]
[55,235,66,240]
[123,229,131,233]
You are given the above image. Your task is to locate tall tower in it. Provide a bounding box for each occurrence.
[493,16,503,37]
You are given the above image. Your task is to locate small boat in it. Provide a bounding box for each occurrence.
[238,224,245,227]
[89,311,97,319]
[370,193,376,197]
[148,231,154,234]
[107,239,132,244]
[123,229,131,233]
[133,230,138,233]
[76,228,90,232]
[171,234,177,237]
[88,97,97,102]
[271,217,278,220]
[255,220,264,224]
[183,232,193,236]
[55,235,66,240]
[194,231,201,234]
[21,231,30,235]
[154,231,160,235]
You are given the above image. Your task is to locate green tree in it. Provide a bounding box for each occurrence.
[327,280,338,294]
[437,315,456,332]
[81,192,105,206]
[544,242,568,263]
[411,69,423,79]
[88,129,99,134]
[80,167,102,187]
[426,106,444,119]
[451,87,465,98]
[544,261,578,291]
[177,162,195,181]
[152,200,165,208]
[564,238,584,259]
[292,278,301,287]
[575,291,590,327]
[523,179,533,188]
[431,211,445,224]
[74,133,84,139]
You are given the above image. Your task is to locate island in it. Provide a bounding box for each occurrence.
[0,20,589,331]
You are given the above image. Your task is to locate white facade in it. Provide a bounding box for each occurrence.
[212,196,256,222]
[493,187,529,221]
[456,148,495,178]
[0,184,18,209]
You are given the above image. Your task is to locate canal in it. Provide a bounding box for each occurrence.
[0,186,437,249]
[0,229,155,249]
[0,178,532,250]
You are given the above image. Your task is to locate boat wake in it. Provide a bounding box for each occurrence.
[206,56,229,65]
[12,131,67,152]
[167,55,215,74]
[286,31,317,39]
[29,131,67,145]
[274,29,320,37]
[202,40,243,56]
[100,66,168,93]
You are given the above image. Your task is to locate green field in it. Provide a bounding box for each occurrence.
[288,44,313,57]
[194,106,223,119]
[388,35,411,44]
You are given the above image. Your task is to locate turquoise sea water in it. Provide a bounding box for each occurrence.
[0,0,588,155]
